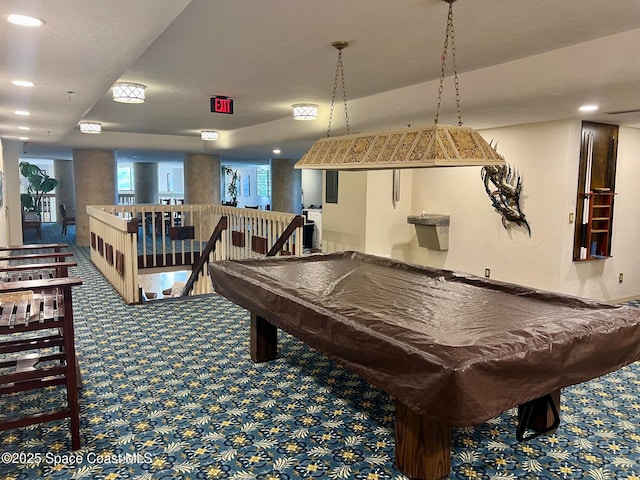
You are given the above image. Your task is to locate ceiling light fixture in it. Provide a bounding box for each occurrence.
[18,126,30,131]
[295,0,505,170]
[15,110,30,116]
[201,130,219,141]
[79,121,102,134]
[112,82,146,103]
[12,80,35,87]
[579,105,598,112]
[273,149,281,155]
[7,14,44,27]
[19,136,29,141]
[292,104,318,120]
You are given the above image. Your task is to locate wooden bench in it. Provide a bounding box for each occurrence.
[0,277,83,450]
[0,251,74,263]
[0,262,78,282]
[0,243,72,263]
[0,243,69,253]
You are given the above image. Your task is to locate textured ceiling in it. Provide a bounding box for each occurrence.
[1,0,639,163]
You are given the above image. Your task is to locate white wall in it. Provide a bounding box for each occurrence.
[365,169,414,258]
[302,169,322,207]
[322,171,368,252]
[321,169,414,257]
[406,120,573,290]
[320,119,640,302]
[405,119,640,301]
[559,126,640,301]
[233,166,270,208]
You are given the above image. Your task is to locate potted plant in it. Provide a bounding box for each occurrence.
[19,161,59,217]
[222,166,239,206]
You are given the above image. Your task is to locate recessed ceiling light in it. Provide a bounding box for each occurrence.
[18,126,30,130]
[7,14,44,27]
[15,110,30,116]
[579,105,598,112]
[273,149,281,155]
[19,136,29,141]
[12,80,35,87]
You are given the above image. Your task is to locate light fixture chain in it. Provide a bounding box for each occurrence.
[327,57,340,137]
[339,52,351,135]
[449,6,462,126]
[327,50,351,137]
[434,1,462,126]
[327,52,340,137]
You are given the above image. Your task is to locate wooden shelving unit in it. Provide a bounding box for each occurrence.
[584,191,614,259]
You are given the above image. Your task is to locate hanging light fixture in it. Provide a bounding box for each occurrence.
[292,103,319,120]
[79,121,102,134]
[295,0,505,170]
[112,82,146,103]
[201,130,219,141]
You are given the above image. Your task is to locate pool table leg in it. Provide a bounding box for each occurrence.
[395,401,451,480]
[518,389,561,434]
[250,313,277,362]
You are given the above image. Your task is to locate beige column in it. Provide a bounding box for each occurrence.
[2,140,23,245]
[54,159,75,229]
[73,149,116,246]
[271,158,302,214]
[184,154,220,204]
[134,162,159,204]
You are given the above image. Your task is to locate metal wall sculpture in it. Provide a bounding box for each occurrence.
[481,159,530,236]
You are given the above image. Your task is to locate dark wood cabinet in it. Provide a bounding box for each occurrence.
[573,122,618,261]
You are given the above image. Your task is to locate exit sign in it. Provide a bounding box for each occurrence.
[211,96,234,114]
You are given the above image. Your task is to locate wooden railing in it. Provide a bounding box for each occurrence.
[180,212,304,297]
[181,216,228,297]
[117,193,186,205]
[117,193,136,205]
[87,203,304,304]
[86,206,140,304]
[219,206,304,259]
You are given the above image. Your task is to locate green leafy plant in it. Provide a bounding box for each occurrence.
[222,166,239,206]
[19,161,59,215]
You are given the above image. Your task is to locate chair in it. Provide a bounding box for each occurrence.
[21,210,41,239]
[59,204,76,235]
[0,276,83,450]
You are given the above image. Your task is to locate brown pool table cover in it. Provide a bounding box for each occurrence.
[208,251,640,426]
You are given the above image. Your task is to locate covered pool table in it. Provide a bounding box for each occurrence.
[208,251,640,480]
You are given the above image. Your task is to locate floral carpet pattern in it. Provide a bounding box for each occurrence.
[0,224,639,479]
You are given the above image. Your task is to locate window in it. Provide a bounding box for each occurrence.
[326,170,339,204]
[117,165,134,191]
[257,168,271,197]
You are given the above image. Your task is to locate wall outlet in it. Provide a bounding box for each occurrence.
[619,273,624,283]
[485,268,491,278]
[569,212,574,224]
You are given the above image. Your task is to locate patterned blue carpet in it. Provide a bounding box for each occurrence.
[1,224,639,479]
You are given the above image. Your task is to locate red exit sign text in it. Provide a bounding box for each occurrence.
[210,96,234,114]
